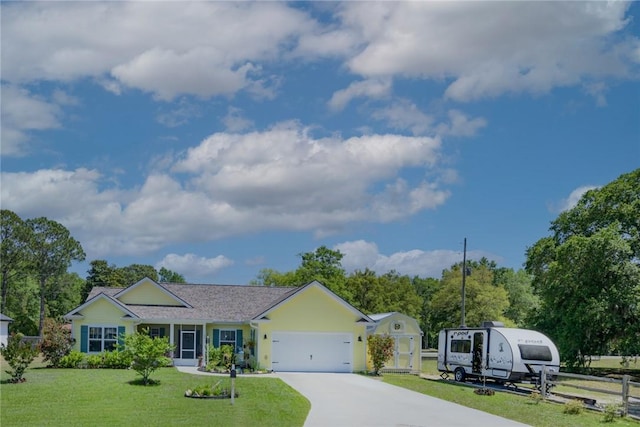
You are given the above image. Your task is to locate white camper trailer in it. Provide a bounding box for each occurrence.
[437,322,560,383]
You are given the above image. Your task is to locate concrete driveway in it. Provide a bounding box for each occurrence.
[276,373,529,427]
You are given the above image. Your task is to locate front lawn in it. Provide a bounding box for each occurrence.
[384,374,639,427]
[0,366,309,426]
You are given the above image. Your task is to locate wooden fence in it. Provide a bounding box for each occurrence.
[540,366,640,418]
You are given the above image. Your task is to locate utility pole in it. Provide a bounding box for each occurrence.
[461,237,467,328]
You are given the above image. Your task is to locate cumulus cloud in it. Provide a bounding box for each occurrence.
[156,253,234,282]
[371,99,434,136]
[1,122,451,258]
[337,1,637,101]
[328,78,392,111]
[335,240,502,278]
[1,85,64,156]
[551,185,599,213]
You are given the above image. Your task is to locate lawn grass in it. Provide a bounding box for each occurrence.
[384,374,639,427]
[0,365,309,427]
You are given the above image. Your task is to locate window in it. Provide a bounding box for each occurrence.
[518,344,552,361]
[220,330,236,351]
[450,339,471,353]
[89,326,118,352]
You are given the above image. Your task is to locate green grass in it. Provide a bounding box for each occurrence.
[384,374,639,427]
[0,365,309,427]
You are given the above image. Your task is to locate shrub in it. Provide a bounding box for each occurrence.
[0,333,38,382]
[120,328,174,385]
[367,334,395,375]
[86,354,103,368]
[563,400,584,415]
[102,350,132,369]
[602,403,621,423]
[528,390,543,405]
[59,350,85,368]
[39,318,73,368]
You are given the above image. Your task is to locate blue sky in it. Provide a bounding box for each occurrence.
[1,1,639,284]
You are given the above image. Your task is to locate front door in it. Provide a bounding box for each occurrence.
[181,330,196,359]
[472,331,486,374]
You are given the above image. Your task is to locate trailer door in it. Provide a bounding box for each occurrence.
[472,331,487,374]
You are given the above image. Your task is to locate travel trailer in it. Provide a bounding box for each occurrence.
[437,321,560,383]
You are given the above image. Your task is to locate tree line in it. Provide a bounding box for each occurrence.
[1,168,638,366]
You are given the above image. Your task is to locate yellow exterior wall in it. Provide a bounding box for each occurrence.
[255,284,368,371]
[117,279,182,306]
[69,297,135,352]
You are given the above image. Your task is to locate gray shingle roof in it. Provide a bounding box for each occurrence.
[86,283,298,323]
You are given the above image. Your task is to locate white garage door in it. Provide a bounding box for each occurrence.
[271,332,353,372]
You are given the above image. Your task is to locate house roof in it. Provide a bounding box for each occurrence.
[83,281,299,323]
[0,313,13,322]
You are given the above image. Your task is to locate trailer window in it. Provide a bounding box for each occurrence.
[450,339,471,353]
[518,344,552,361]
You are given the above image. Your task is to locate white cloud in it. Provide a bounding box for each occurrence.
[156,253,234,282]
[1,85,63,156]
[552,185,599,213]
[1,123,452,258]
[436,110,487,138]
[335,240,501,278]
[372,99,434,136]
[337,2,637,101]
[222,107,254,133]
[328,78,392,111]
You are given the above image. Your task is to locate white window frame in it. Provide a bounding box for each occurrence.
[219,329,236,351]
[88,325,118,353]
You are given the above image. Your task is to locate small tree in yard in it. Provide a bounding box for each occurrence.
[120,328,174,385]
[368,334,395,375]
[40,318,73,368]
[1,333,38,383]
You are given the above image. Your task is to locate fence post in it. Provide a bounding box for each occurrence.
[622,374,630,417]
[541,365,547,398]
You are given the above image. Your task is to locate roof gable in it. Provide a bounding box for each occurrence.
[114,278,191,307]
[64,293,139,320]
[254,280,373,323]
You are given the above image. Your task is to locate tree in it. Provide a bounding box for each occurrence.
[429,262,510,332]
[25,217,85,337]
[296,246,347,296]
[120,328,174,385]
[40,318,73,368]
[494,268,539,327]
[377,271,422,319]
[347,268,384,313]
[119,264,159,286]
[411,276,440,348]
[158,267,186,283]
[0,210,30,314]
[367,334,395,375]
[0,332,38,383]
[83,260,125,300]
[526,169,640,367]
[251,268,299,286]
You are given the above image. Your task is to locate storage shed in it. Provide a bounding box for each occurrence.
[0,313,13,347]
[368,312,422,373]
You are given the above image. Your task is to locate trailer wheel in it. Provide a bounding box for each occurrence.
[454,368,466,382]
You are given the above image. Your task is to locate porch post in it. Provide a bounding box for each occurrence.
[201,323,207,366]
[169,323,175,359]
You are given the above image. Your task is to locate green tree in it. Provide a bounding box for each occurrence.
[120,328,174,385]
[0,332,38,382]
[119,264,158,286]
[296,246,347,296]
[83,260,125,300]
[377,271,422,319]
[25,217,85,336]
[45,272,84,319]
[346,268,384,313]
[526,169,640,367]
[367,334,395,375]
[494,268,539,327]
[251,268,299,286]
[40,318,73,368]
[411,276,440,348]
[430,262,510,332]
[158,267,186,283]
[0,210,30,314]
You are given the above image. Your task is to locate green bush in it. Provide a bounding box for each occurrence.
[102,350,132,369]
[367,334,395,375]
[59,350,85,368]
[120,328,174,385]
[39,318,73,368]
[602,403,621,423]
[563,400,584,415]
[86,354,103,368]
[0,333,38,382]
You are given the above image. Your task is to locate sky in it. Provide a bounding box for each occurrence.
[1,1,639,285]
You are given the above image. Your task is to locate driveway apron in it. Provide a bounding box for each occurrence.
[276,373,529,427]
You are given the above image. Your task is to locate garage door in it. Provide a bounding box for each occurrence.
[271,332,353,372]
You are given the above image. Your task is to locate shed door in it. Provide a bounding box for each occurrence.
[271,332,353,372]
